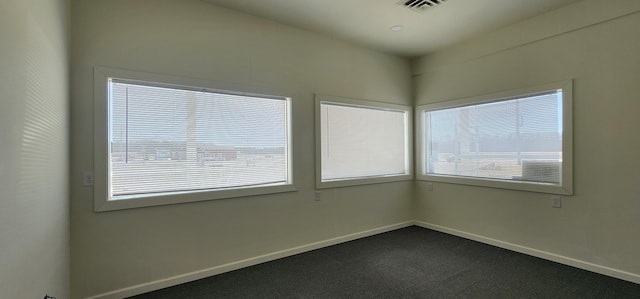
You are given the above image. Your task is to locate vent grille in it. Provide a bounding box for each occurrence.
[397,0,447,13]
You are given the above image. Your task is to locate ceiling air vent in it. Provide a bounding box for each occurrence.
[397,0,447,13]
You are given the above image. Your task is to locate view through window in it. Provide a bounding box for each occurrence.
[424,91,562,183]
[418,81,573,195]
[108,79,290,200]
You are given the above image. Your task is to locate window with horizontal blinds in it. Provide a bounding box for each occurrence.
[425,91,562,182]
[316,96,412,188]
[417,81,573,195]
[108,79,290,200]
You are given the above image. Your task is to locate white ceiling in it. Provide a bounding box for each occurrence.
[203,0,584,58]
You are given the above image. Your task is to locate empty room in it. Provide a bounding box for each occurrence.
[2,0,640,298]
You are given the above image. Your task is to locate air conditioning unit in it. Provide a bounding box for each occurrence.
[521,160,561,184]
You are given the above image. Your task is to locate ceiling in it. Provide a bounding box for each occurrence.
[203,0,584,58]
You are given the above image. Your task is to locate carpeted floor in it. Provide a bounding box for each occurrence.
[130,226,640,298]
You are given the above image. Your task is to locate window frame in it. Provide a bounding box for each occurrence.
[416,80,573,195]
[315,95,413,189]
[93,67,296,212]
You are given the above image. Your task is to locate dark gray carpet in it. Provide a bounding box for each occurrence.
[130,226,640,298]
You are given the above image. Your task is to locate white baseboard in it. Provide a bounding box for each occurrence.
[414,220,640,285]
[87,221,414,299]
[86,220,640,298]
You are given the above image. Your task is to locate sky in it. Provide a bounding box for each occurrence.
[109,81,288,148]
[427,90,563,151]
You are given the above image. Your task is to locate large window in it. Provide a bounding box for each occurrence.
[316,95,412,188]
[416,81,573,194]
[94,67,295,211]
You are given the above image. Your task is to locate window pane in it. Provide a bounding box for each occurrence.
[320,102,408,181]
[109,80,289,199]
[425,91,562,184]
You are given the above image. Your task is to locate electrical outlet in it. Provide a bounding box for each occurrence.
[83,171,94,186]
[426,182,433,191]
[551,196,562,208]
[315,191,321,201]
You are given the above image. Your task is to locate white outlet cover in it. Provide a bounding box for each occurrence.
[552,196,562,208]
[83,171,94,186]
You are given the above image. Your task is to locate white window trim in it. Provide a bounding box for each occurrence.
[315,95,413,189]
[416,80,573,195]
[93,67,296,212]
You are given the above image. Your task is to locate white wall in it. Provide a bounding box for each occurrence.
[70,0,640,296]
[0,0,70,298]
[70,0,412,297]
[413,0,640,283]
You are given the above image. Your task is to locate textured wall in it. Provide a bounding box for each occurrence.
[70,0,412,297]
[0,0,70,298]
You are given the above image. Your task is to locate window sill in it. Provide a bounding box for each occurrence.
[418,174,572,195]
[94,184,298,212]
[316,174,413,189]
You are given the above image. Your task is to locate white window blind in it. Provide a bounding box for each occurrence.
[424,90,562,184]
[319,100,410,184]
[108,79,290,199]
